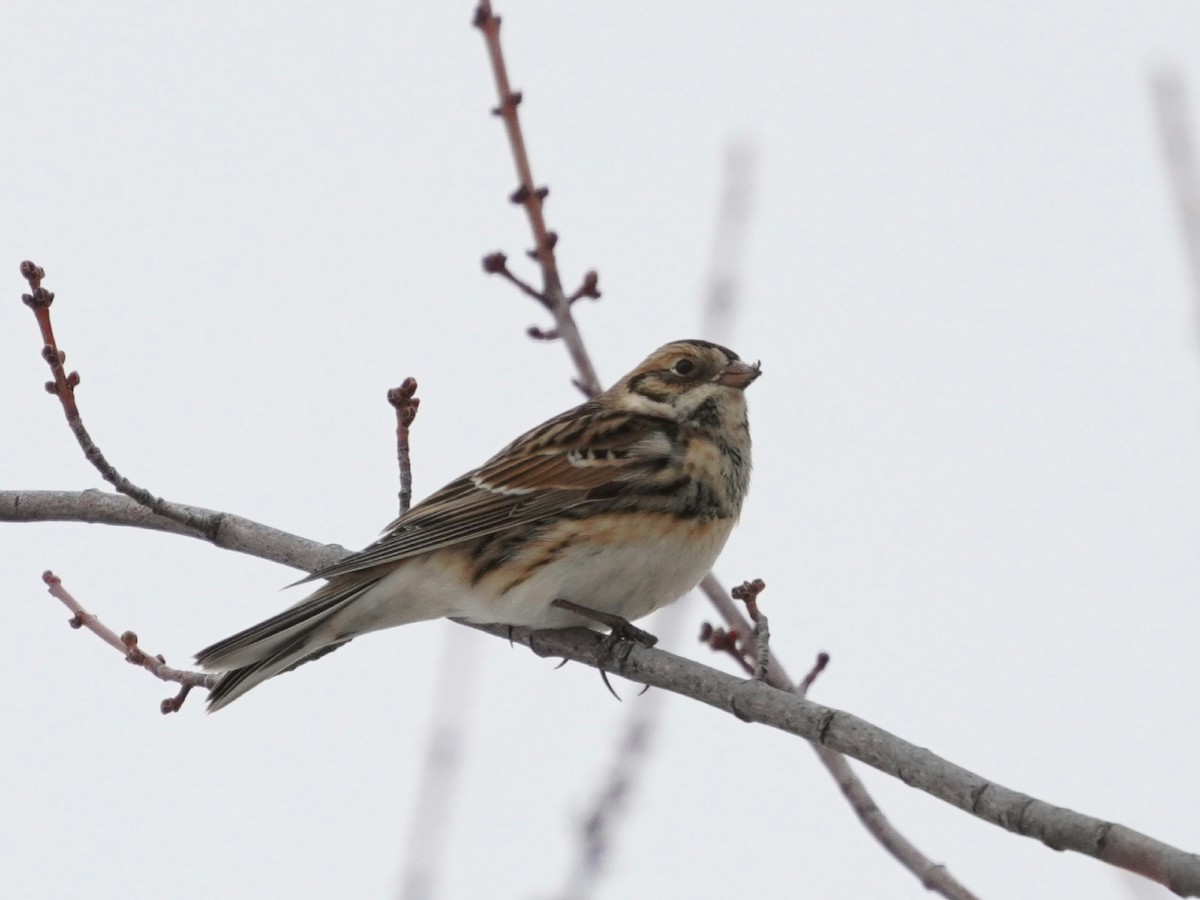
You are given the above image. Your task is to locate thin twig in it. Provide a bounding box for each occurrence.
[1151,70,1200,351]
[797,652,831,697]
[732,578,770,680]
[388,384,482,900]
[698,622,754,676]
[481,251,547,304]
[817,748,973,897]
[387,378,420,516]
[41,570,216,713]
[699,573,790,685]
[472,1,603,396]
[18,261,217,536]
[789,654,962,896]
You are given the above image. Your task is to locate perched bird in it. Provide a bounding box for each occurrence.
[197,339,760,710]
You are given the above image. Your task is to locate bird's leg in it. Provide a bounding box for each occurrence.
[549,599,659,648]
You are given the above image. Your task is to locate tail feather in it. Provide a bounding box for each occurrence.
[197,578,379,712]
[204,636,353,712]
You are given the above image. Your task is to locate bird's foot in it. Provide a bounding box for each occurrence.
[549,599,658,648]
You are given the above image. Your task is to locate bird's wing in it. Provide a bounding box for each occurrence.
[294,406,676,583]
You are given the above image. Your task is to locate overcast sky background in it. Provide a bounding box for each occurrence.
[3,3,1199,898]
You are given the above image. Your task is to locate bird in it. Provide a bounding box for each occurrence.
[196,339,761,710]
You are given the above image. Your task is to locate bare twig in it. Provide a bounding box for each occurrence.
[7,489,1199,894]
[699,574,790,687]
[18,261,217,536]
[388,385,483,900]
[732,578,770,680]
[567,270,601,305]
[387,378,420,516]
[41,570,216,713]
[698,622,754,676]
[1151,70,1200,350]
[472,1,603,397]
[789,654,963,897]
[797,651,831,697]
[818,748,975,897]
[481,251,547,305]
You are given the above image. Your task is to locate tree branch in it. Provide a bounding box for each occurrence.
[41,570,216,714]
[471,619,1200,898]
[6,488,1198,894]
[472,0,603,397]
[700,570,981,899]
[1,488,347,574]
[18,261,219,536]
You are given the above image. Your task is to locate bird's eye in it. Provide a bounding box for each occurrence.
[672,358,696,376]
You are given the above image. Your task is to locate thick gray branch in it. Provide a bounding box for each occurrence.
[2,488,347,573]
[4,488,1199,896]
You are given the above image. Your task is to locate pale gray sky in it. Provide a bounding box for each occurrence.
[3,3,1198,898]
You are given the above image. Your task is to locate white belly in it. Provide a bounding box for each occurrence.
[324,513,736,637]
[459,513,736,628]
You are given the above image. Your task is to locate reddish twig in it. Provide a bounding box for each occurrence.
[797,651,831,698]
[567,270,601,305]
[18,261,216,538]
[387,378,420,516]
[41,570,215,714]
[481,251,548,305]
[472,1,603,396]
[697,622,754,676]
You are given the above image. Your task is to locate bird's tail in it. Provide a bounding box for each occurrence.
[196,575,380,712]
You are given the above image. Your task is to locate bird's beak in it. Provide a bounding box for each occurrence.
[715,359,762,389]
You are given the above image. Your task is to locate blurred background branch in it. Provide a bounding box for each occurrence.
[1152,69,1200,347]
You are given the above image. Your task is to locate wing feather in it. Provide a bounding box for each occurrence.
[296,407,675,584]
